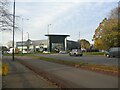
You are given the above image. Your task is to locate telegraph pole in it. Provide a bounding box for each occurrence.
[12,0,15,61]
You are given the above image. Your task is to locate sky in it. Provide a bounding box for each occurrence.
[0,0,119,46]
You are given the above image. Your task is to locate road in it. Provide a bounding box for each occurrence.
[16,56,118,88]
[34,54,119,66]
[2,56,57,88]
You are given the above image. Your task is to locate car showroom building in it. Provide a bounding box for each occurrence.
[16,34,79,52]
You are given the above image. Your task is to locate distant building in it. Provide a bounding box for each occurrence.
[6,41,16,49]
[16,34,79,52]
[16,39,47,52]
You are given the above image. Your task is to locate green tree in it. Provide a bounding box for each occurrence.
[93,18,107,50]
[93,7,120,50]
[79,39,90,49]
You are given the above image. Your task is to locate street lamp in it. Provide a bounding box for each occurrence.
[47,24,51,52]
[78,32,81,50]
[26,32,30,53]
[26,34,32,53]
[27,32,29,40]
[21,18,29,54]
[47,24,51,35]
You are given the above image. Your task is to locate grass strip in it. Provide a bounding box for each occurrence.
[83,52,105,55]
[28,55,118,73]
[4,53,119,73]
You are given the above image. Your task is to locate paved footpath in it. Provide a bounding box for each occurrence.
[2,56,57,88]
[16,56,118,88]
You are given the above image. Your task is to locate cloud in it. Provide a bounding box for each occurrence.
[10,0,119,3]
[16,8,29,16]
[3,1,118,44]
[23,2,78,40]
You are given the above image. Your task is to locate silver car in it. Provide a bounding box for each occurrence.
[69,49,83,56]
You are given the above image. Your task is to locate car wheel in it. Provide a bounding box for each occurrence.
[80,54,83,56]
[107,54,110,58]
[74,53,76,56]
[112,56,115,58]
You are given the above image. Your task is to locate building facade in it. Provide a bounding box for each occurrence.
[16,34,79,52]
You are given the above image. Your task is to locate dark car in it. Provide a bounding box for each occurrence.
[105,47,120,58]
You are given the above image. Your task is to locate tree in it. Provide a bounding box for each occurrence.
[0,0,13,31]
[79,39,90,49]
[93,7,120,50]
[93,18,107,50]
[102,7,120,50]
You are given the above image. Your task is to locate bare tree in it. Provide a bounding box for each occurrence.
[0,0,13,31]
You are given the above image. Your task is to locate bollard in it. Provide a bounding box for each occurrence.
[2,64,8,76]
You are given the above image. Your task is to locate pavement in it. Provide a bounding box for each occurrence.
[0,53,2,89]
[2,56,57,88]
[15,56,118,88]
[34,54,119,66]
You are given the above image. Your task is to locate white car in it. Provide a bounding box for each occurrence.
[69,49,83,56]
[22,50,28,54]
[43,51,50,54]
[59,51,67,54]
[0,51,2,57]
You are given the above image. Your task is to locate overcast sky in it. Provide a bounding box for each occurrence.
[0,0,119,46]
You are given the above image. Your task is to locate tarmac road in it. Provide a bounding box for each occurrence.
[16,56,118,88]
[34,54,119,66]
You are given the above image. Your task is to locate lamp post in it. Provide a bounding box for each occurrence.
[21,18,29,54]
[47,24,51,35]
[26,32,29,53]
[27,32,29,40]
[12,0,15,61]
[47,24,51,52]
[21,18,23,54]
[78,32,81,50]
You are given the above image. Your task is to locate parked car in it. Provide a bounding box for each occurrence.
[59,51,67,54]
[69,49,83,56]
[43,51,50,54]
[105,47,120,58]
[22,50,28,54]
[0,51,2,57]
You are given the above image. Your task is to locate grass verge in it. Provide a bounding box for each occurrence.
[27,55,119,76]
[83,52,105,55]
[4,53,119,76]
